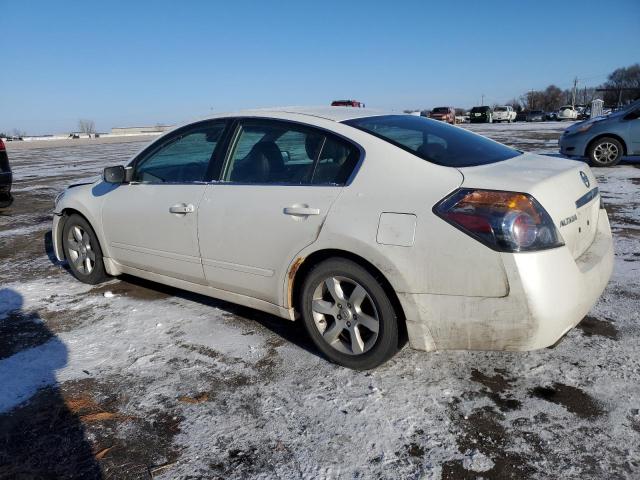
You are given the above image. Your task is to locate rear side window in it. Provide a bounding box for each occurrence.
[224,122,323,184]
[134,122,226,183]
[344,115,521,167]
[311,136,359,185]
[223,120,359,185]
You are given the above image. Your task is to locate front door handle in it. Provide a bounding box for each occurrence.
[169,203,195,214]
[283,206,320,216]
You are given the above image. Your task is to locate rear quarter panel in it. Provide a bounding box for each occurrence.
[291,130,510,303]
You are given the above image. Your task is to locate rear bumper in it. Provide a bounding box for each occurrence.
[470,117,490,123]
[400,210,614,352]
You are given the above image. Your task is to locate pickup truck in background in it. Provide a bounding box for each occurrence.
[493,106,516,123]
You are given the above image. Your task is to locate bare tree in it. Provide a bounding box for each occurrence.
[598,64,640,105]
[78,119,96,137]
[12,128,26,138]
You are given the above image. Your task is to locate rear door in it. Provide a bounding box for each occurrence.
[197,119,361,304]
[101,120,227,284]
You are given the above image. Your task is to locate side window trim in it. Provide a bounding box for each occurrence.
[130,119,229,185]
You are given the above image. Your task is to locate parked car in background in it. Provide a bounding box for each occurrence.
[469,106,493,123]
[526,110,546,122]
[559,99,640,167]
[429,106,456,124]
[0,138,13,208]
[516,110,528,122]
[558,105,578,121]
[493,106,516,123]
[52,107,613,369]
[331,100,365,108]
[546,111,558,121]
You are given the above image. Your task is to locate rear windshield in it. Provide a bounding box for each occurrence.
[432,107,449,113]
[494,107,507,112]
[470,106,490,113]
[344,115,521,167]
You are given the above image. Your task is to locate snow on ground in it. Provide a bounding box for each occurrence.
[0,124,639,479]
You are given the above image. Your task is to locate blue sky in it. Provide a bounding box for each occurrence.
[1,0,638,134]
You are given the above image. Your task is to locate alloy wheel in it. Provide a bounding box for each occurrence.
[593,142,619,164]
[66,225,96,275]
[311,276,380,355]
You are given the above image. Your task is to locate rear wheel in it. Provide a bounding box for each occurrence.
[300,258,399,370]
[62,214,108,284]
[588,137,623,167]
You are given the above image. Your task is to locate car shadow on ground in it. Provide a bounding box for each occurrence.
[113,273,321,359]
[43,234,321,360]
[0,288,103,479]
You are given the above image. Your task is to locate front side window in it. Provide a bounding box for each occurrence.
[134,122,225,183]
[223,121,359,185]
[344,115,521,167]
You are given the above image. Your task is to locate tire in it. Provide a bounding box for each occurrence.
[300,258,399,370]
[62,213,108,284]
[587,137,623,167]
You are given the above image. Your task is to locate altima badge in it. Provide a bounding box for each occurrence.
[560,214,578,227]
[580,171,590,188]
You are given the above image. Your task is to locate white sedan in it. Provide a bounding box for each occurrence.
[52,107,613,369]
[558,105,579,121]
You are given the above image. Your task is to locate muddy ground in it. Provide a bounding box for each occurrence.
[0,123,639,479]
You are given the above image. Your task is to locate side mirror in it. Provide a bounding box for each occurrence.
[103,165,125,183]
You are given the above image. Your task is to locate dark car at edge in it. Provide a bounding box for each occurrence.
[0,138,13,208]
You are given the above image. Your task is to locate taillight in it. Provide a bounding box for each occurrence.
[434,189,564,252]
[0,139,5,151]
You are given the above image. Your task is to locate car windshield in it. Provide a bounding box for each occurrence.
[494,107,507,112]
[530,111,543,115]
[344,115,521,167]
[432,107,449,113]
[470,106,489,113]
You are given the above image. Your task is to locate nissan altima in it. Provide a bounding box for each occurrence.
[52,107,613,369]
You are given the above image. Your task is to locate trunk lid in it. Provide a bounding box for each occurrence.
[458,153,600,259]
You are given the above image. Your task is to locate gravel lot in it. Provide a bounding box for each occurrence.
[1,122,639,479]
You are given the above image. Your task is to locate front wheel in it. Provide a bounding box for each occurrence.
[300,258,399,370]
[62,214,108,284]
[588,137,623,167]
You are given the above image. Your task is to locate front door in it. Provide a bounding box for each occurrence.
[102,121,227,284]
[197,119,361,304]
[627,107,640,154]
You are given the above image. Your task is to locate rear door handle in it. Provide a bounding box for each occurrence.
[169,203,195,214]
[283,206,320,216]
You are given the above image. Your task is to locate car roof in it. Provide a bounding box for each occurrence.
[207,106,391,123]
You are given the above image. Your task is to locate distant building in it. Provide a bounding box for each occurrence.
[111,125,173,135]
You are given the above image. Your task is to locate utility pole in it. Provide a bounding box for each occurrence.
[530,89,534,110]
[481,94,485,105]
[571,77,578,108]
